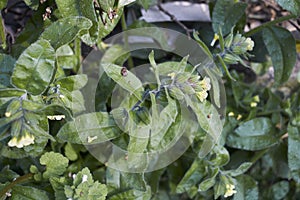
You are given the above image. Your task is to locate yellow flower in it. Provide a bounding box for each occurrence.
[5,112,11,117]
[253,95,260,102]
[224,183,237,198]
[210,33,219,46]
[245,37,254,51]
[250,102,257,107]
[237,114,242,120]
[199,77,211,91]
[8,133,35,148]
[167,72,176,80]
[196,90,208,102]
[228,112,235,117]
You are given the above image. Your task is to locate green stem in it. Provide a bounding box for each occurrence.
[216,54,236,81]
[121,13,134,69]
[0,173,34,197]
[245,14,296,36]
[74,37,81,74]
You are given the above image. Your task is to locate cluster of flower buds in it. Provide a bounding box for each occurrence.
[222,32,254,65]
[167,71,211,102]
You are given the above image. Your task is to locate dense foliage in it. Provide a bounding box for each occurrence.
[0,0,299,199]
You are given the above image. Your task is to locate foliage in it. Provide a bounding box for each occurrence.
[0,0,299,199]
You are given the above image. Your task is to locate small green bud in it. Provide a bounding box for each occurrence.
[223,53,240,65]
[169,86,185,100]
[176,72,191,84]
[181,84,195,95]
[224,33,234,48]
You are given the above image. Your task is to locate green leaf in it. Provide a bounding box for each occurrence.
[187,98,223,142]
[137,0,156,10]
[55,0,98,45]
[102,63,144,100]
[176,159,206,194]
[212,1,247,35]
[40,16,92,49]
[56,45,78,70]
[0,54,16,88]
[11,185,49,200]
[57,112,120,144]
[198,167,219,192]
[66,167,108,200]
[226,162,253,177]
[98,8,123,41]
[0,54,15,88]
[288,124,300,183]
[262,26,296,84]
[40,152,69,179]
[235,117,272,136]
[267,181,289,200]
[23,0,39,10]
[234,175,258,200]
[55,75,88,91]
[275,0,300,16]
[226,132,279,151]
[11,39,55,95]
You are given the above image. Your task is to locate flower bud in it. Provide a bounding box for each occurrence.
[181,84,195,95]
[169,86,185,100]
[176,72,190,84]
[223,53,240,65]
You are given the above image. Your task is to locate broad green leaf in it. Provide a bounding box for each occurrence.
[57,112,120,144]
[102,63,144,100]
[235,117,272,136]
[212,1,247,35]
[55,75,88,91]
[55,0,98,45]
[11,39,55,95]
[262,26,296,84]
[288,124,300,183]
[11,185,49,200]
[234,175,258,200]
[56,45,77,70]
[0,54,15,88]
[187,98,223,142]
[275,0,300,16]
[149,92,178,150]
[98,8,123,41]
[176,159,206,194]
[267,181,289,200]
[40,151,69,179]
[101,45,129,65]
[40,17,92,49]
[226,132,279,151]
